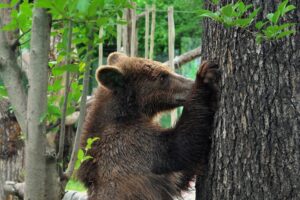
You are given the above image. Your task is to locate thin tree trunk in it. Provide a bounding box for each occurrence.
[130,3,136,57]
[117,16,122,52]
[149,4,156,60]
[198,0,300,199]
[25,7,51,200]
[168,6,177,126]
[0,100,24,200]
[99,27,104,66]
[144,5,149,59]
[122,9,128,55]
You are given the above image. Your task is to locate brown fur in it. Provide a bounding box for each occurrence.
[77,52,220,200]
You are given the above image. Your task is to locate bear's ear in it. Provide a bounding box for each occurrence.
[107,52,128,65]
[96,66,125,90]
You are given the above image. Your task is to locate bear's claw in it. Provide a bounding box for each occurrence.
[197,61,220,87]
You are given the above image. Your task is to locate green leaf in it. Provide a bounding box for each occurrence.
[66,106,75,116]
[77,149,85,161]
[86,137,100,150]
[75,159,81,170]
[248,8,260,20]
[277,23,296,31]
[276,30,295,39]
[87,0,105,17]
[234,1,245,16]
[221,5,233,17]
[48,79,63,92]
[96,17,109,26]
[255,33,263,44]
[235,18,252,28]
[282,5,296,15]
[77,0,91,14]
[52,64,79,76]
[35,0,53,8]
[263,25,279,38]
[278,0,289,15]
[267,13,274,23]
[198,10,221,21]
[47,104,61,117]
[0,86,8,98]
[81,155,93,162]
[272,10,281,24]
[222,16,234,26]
[255,21,267,30]
[212,0,219,4]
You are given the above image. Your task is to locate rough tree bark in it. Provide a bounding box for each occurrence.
[197,0,300,200]
[0,99,24,200]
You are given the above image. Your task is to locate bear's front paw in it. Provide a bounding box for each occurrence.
[196,61,220,89]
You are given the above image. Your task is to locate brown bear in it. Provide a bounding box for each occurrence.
[77,52,220,200]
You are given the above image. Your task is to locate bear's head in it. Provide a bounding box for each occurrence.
[96,52,193,117]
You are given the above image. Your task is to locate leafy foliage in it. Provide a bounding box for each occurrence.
[198,0,296,43]
[0,85,8,99]
[0,0,131,126]
[75,137,100,170]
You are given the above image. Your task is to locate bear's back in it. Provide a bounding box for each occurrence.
[79,117,180,200]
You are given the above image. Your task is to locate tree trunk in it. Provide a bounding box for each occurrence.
[197,0,300,200]
[0,99,24,200]
[25,7,51,200]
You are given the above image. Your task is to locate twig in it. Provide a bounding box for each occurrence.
[136,11,145,20]
[9,29,31,50]
[18,29,31,41]
[57,20,73,161]
[164,47,201,68]
[64,27,93,178]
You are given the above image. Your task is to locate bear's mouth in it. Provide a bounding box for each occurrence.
[174,90,192,105]
[172,77,194,105]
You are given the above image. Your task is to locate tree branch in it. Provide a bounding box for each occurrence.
[164,47,201,69]
[0,8,27,133]
[57,20,73,162]
[65,27,93,178]
[136,11,145,20]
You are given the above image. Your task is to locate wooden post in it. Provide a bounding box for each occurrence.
[135,27,139,56]
[130,3,136,57]
[168,6,177,126]
[149,4,156,60]
[145,5,150,59]
[117,16,122,52]
[122,9,128,55]
[99,27,103,66]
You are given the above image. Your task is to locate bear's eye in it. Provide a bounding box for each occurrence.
[159,73,169,82]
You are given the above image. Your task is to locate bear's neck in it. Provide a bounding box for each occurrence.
[93,87,149,123]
